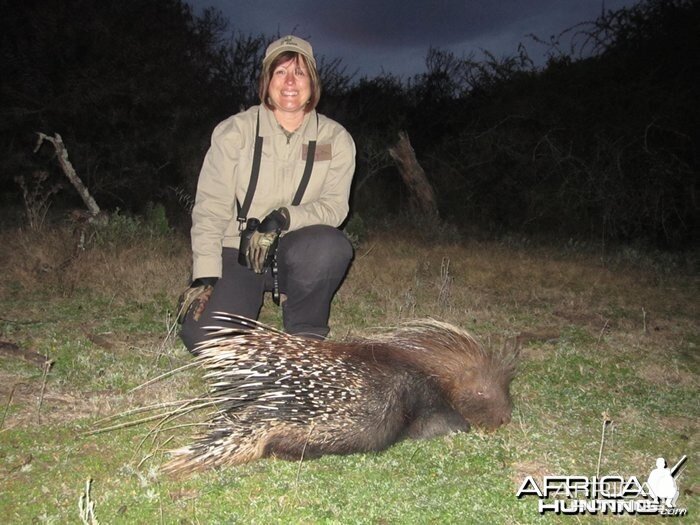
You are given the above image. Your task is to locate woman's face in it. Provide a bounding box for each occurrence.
[267,57,311,116]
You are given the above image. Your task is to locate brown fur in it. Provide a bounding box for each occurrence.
[163,317,516,474]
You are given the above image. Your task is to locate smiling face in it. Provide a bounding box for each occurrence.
[267,56,312,117]
[259,50,321,115]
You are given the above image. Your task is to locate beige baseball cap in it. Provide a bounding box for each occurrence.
[263,35,316,68]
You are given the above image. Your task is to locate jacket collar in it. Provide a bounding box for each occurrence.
[258,105,318,141]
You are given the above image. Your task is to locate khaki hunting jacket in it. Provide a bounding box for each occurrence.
[191,105,356,279]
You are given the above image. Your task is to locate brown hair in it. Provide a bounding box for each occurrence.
[258,51,321,112]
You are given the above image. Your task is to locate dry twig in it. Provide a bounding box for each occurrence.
[78,478,99,525]
[596,411,612,478]
[36,358,54,423]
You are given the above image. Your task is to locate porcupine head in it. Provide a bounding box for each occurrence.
[403,322,516,431]
[452,348,515,430]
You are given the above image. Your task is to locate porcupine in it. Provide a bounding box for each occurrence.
[163,314,516,474]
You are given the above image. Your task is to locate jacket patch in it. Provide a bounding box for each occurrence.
[302,143,332,161]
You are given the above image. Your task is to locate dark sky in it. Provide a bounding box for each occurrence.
[187,0,641,77]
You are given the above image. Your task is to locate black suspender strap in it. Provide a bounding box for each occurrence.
[237,112,263,230]
[237,110,318,229]
[292,116,318,205]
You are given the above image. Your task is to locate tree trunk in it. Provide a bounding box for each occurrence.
[388,131,439,220]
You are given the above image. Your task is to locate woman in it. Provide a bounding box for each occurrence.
[179,35,355,352]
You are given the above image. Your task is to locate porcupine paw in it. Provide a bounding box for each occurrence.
[405,410,471,440]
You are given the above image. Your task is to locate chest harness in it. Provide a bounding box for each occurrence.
[236,110,318,304]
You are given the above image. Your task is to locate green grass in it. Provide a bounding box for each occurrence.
[0,225,697,523]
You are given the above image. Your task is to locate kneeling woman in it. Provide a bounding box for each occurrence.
[179,36,355,351]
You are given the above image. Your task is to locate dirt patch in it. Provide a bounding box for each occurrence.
[0,370,181,431]
[636,362,697,388]
[616,407,698,434]
[83,330,180,355]
[653,415,699,434]
[511,459,551,489]
[519,345,551,362]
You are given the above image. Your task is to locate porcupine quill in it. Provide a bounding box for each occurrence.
[157,313,517,475]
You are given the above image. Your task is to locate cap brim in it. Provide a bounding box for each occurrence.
[263,47,316,67]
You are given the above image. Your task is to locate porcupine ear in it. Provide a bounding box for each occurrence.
[455,368,482,394]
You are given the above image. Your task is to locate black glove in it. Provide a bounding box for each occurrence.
[176,277,218,324]
[246,208,289,273]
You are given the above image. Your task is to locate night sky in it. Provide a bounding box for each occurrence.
[187,0,642,77]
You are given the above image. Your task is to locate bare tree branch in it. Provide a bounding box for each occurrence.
[34,132,101,216]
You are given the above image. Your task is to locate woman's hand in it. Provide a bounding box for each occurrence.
[246,208,289,273]
[176,278,217,323]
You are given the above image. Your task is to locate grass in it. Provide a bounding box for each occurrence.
[0,221,697,523]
